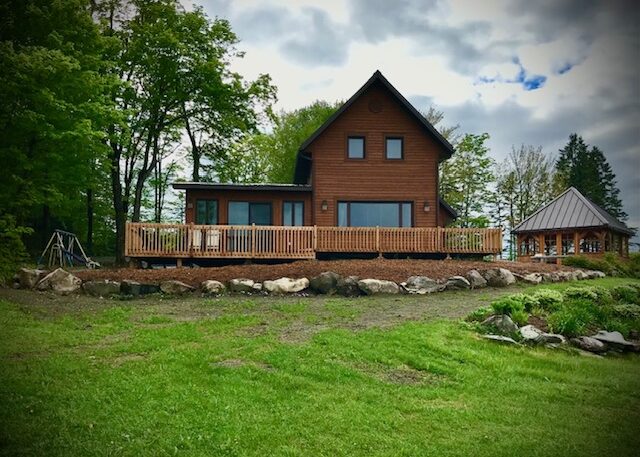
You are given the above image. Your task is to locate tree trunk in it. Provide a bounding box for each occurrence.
[86,188,93,255]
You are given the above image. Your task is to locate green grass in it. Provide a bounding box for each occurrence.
[1,279,640,456]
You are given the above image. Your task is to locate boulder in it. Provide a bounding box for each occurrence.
[592,330,636,351]
[557,271,578,282]
[542,272,560,283]
[570,336,607,353]
[483,334,518,345]
[252,282,263,292]
[228,278,256,293]
[82,279,121,297]
[336,276,361,297]
[401,276,442,294]
[445,275,471,290]
[574,270,589,280]
[519,325,543,343]
[160,280,195,295]
[200,280,226,295]
[120,280,160,296]
[309,271,341,295]
[263,277,309,294]
[35,268,81,294]
[357,278,400,295]
[483,268,516,287]
[539,333,566,344]
[585,270,606,279]
[18,268,48,289]
[482,314,518,334]
[522,273,543,285]
[465,270,487,289]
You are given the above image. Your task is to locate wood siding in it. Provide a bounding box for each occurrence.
[307,80,443,227]
[185,189,312,226]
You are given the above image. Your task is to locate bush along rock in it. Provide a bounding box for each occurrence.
[336,276,361,297]
[445,276,471,290]
[200,280,226,295]
[465,270,487,289]
[160,280,195,295]
[35,268,82,295]
[357,279,399,295]
[18,268,48,289]
[263,277,309,294]
[482,314,518,334]
[82,280,121,297]
[309,272,341,295]
[120,280,160,297]
[483,268,516,287]
[228,278,256,293]
[401,276,442,294]
[570,336,607,354]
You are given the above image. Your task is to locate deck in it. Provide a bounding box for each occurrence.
[125,223,502,260]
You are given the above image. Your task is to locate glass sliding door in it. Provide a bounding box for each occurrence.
[337,202,412,227]
[227,201,273,252]
[283,201,304,226]
[195,200,218,225]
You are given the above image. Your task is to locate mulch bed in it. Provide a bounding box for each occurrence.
[77,259,574,287]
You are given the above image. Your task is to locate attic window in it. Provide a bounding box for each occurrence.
[347,136,365,159]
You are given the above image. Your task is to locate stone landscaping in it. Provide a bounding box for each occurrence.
[14,265,609,299]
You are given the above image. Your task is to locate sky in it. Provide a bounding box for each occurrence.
[194,0,639,232]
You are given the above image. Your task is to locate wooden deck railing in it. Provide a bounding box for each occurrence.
[125,223,502,259]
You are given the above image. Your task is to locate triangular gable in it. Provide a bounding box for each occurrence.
[293,70,454,183]
[513,187,632,235]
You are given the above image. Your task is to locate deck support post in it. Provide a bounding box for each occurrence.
[176,258,182,268]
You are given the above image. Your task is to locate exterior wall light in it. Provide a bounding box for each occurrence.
[423,201,430,212]
[321,200,328,211]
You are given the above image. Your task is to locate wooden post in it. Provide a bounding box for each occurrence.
[176,258,182,268]
[251,223,256,259]
[313,225,318,257]
[573,231,580,256]
[376,226,381,258]
[556,232,562,264]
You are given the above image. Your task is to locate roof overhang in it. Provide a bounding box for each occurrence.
[172,182,312,192]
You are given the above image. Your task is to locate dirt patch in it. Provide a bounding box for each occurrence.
[110,353,147,367]
[348,361,443,385]
[77,258,573,286]
[527,315,549,332]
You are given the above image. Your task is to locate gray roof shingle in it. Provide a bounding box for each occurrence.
[512,187,633,235]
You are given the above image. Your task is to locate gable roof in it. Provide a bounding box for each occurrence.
[293,70,455,183]
[512,187,633,235]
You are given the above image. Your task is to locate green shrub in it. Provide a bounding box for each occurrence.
[547,306,590,337]
[611,304,640,319]
[490,296,525,316]
[0,215,31,283]
[562,255,608,273]
[563,287,598,301]
[466,306,493,322]
[510,293,540,312]
[532,289,564,311]
[611,285,640,305]
[510,309,529,326]
[564,253,640,278]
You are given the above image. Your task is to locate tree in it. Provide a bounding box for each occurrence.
[263,101,342,183]
[554,134,626,219]
[421,107,461,146]
[0,0,116,259]
[439,133,494,227]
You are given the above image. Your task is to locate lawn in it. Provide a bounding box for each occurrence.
[1,279,639,456]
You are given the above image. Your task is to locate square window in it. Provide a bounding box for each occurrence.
[386,137,403,159]
[347,137,365,159]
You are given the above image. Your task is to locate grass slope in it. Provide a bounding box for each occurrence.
[1,279,639,456]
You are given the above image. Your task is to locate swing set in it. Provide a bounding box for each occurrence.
[38,229,100,269]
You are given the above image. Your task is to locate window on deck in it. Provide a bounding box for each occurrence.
[337,202,412,227]
[347,136,365,159]
[195,200,218,225]
[561,234,575,255]
[579,232,601,253]
[519,236,538,256]
[228,202,272,225]
[283,201,304,226]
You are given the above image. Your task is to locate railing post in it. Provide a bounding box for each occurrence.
[188,222,194,257]
[376,226,381,257]
[251,223,256,258]
[313,225,318,255]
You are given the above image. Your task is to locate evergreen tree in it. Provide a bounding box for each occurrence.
[554,134,627,219]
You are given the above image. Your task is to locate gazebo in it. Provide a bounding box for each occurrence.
[513,187,634,263]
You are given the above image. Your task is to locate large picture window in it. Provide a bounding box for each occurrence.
[228,202,272,225]
[195,199,218,225]
[283,201,304,226]
[337,201,412,227]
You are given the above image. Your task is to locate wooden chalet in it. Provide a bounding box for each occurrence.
[513,187,633,263]
[125,71,502,262]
